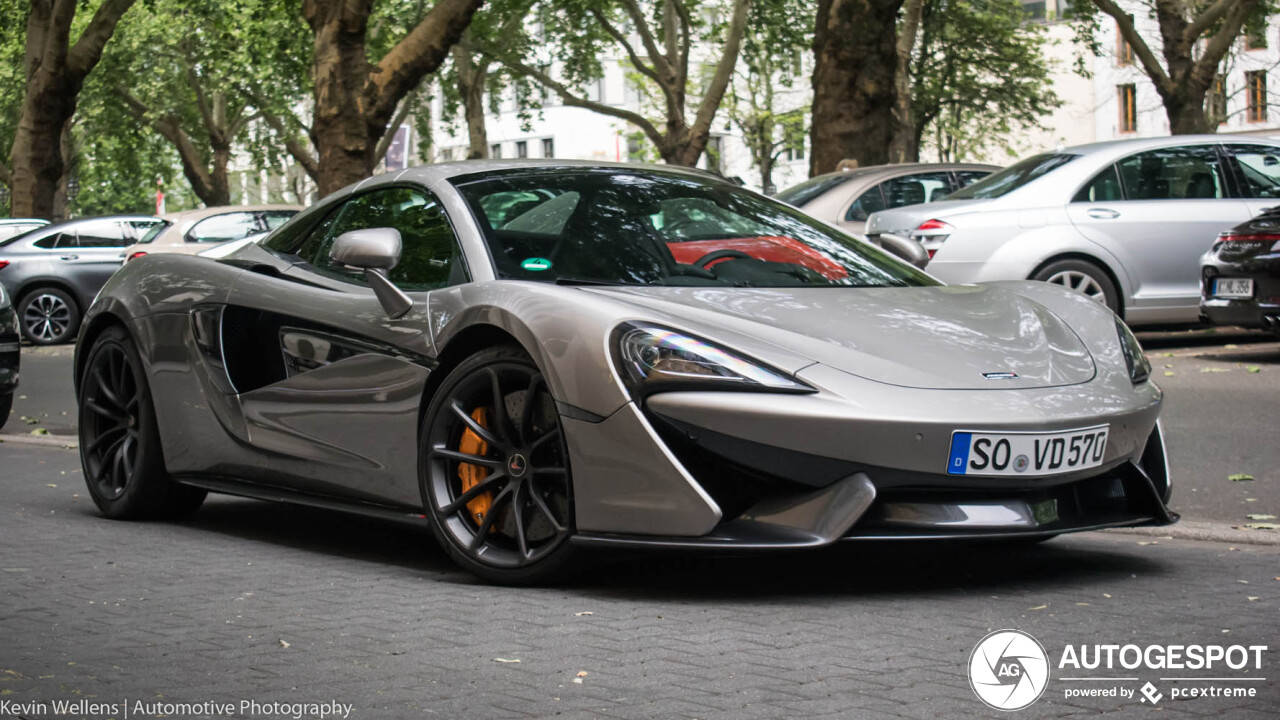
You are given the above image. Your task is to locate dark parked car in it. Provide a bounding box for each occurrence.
[1201,208,1280,334]
[0,283,17,431]
[0,215,162,344]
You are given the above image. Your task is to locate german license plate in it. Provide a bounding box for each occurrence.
[947,426,1109,477]
[1213,278,1254,298]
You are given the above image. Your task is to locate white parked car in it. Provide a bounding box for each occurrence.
[865,135,1280,325]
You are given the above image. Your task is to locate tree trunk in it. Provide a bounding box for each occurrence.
[888,0,924,163]
[305,0,483,197]
[8,0,137,219]
[453,41,489,159]
[810,0,905,176]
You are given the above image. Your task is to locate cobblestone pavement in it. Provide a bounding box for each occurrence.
[1,445,1276,719]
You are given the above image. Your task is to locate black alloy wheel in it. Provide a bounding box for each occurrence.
[78,325,205,518]
[422,345,575,584]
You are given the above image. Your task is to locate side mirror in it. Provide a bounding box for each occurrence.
[329,228,413,319]
[877,232,930,269]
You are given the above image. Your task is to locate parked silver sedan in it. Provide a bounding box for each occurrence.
[126,204,300,262]
[865,136,1280,325]
[0,215,162,344]
[776,162,997,234]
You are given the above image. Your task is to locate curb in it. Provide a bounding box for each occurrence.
[1107,521,1280,547]
[0,432,78,449]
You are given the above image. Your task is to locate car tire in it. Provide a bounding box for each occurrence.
[1032,259,1120,313]
[18,287,81,345]
[78,325,206,519]
[0,392,11,432]
[420,345,577,585]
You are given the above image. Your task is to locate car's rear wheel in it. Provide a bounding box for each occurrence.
[78,325,206,518]
[1032,259,1120,312]
[421,346,576,584]
[0,392,11,432]
[18,287,80,345]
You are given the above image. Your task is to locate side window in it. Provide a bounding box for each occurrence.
[1116,146,1226,200]
[1223,144,1280,198]
[299,187,467,291]
[188,212,260,243]
[125,220,162,241]
[261,211,297,231]
[844,187,886,221]
[1072,165,1124,202]
[75,220,128,248]
[34,233,67,249]
[952,170,991,189]
[879,172,952,210]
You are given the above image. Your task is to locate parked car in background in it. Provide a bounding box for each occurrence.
[196,232,268,259]
[0,215,162,344]
[776,163,998,234]
[865,136,1280,325]
[0,283,17,431]
[1200,207,1280,335]
[0,218,49,241]
[125,205,301,262]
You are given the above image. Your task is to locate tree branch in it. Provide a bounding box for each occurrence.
[504,59,665,146]
[119,89,217,203]
[689,0,750,137]
[0,162,11,188]
[1092,0,1174,95]
[1185,0,1255,44]
[590,8,663,86]
[369,0,484,123]
[241,84,320,181]
[67,0,137,81]
[374,91,418,163]
[1193,0,1263,84]
[620,0,674,80]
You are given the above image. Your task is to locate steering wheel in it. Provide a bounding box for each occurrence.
[694,249,753,269]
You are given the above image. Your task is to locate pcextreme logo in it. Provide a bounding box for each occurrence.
[967,631,1270,710]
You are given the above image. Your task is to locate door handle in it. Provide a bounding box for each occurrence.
[1087,208,1120,219]
[59,254,80,261]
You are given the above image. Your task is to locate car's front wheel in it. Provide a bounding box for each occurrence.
[18,287,80,345]
[78,325,206,518]
[420,346,576,584]
[0,392,11,432]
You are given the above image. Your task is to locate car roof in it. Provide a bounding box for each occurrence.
[373,159,726,188]
[802,162,1000,183]
[1063,134,1280,158]
[0,217,48,225]
[159,204,303,222]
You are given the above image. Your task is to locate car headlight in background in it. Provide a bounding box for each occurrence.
[614,324,812,397]
[1115,318,1151,384]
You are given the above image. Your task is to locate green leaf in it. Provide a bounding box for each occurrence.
[1229,473,1255,482]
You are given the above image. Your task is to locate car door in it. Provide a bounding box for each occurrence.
[1065,144,1249,312]
[62,219,131,303]
[1221,143,1280,217]
[223,185,470,507]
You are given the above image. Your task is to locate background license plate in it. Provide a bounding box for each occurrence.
[1213,278,1254,298]
[948,426,1109,476]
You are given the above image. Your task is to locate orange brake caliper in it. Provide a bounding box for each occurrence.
[457,407,495,526]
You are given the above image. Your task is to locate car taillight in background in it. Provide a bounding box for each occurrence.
[126,251,147,263]
[911,219,953,259]
[1215,231,1280,253]
[0,260,8,271]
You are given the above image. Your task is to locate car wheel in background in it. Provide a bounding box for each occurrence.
[421,345,577,585]
[0,392,11,432]
[18,287,80,345]
[78,325,206,519]
[1032,259,1120,313]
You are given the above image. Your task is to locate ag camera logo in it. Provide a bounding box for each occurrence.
[969,629,1050,711]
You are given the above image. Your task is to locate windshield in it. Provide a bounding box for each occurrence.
[946,153,1077,200]
[453,169,937,288]
[137,221,170,244]
[774,174,854,206]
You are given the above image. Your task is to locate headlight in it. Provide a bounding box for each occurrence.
[1115,318,1150,384]
[614,324,812,397]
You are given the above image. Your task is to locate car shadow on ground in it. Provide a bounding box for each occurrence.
[108,495,1167,598]
[1137,327,1274,350]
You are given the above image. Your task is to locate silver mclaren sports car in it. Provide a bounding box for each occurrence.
[74,161,1175,584]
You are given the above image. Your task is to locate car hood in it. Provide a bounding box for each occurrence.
[588,285,1096,390]
[865,198,995,236]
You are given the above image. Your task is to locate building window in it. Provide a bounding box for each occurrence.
[516,140,528,158]
[490,143,502,159]
[1247,71,1268,122]
[1208,75,1227,126]
[541,138,554,158]
[439,147,453,162]
[1118,84,1137,133]
[786,139,805,162]
[1115,22,1133,66]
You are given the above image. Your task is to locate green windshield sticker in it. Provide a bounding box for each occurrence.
[521,257,552,271]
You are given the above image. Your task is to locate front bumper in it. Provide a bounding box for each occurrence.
[571,367,1173,549]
